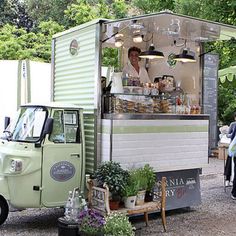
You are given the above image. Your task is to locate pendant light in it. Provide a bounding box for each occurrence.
[133,33,143,43]
[139,44,164,59]
[173,40,196,63]
[139,34,164,60]
[114,33,124,48]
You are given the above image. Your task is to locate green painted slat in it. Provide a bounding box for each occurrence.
[84,113,96,174]
[102,125,208,134]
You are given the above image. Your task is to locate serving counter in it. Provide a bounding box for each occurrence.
[100,113,209,210]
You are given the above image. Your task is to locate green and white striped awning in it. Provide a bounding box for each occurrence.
[219,66,236,83]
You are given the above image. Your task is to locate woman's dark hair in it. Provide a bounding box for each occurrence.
[128,46,141,57]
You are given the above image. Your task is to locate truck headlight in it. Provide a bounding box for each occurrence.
[10,159,23,172]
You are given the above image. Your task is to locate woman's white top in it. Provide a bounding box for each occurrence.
[122,61,150,84]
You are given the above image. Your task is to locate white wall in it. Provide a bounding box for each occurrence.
[0,60,51,133]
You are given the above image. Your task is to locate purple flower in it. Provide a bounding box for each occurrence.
[78,209,105,234]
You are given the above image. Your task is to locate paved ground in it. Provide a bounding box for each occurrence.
[0,157,234,236]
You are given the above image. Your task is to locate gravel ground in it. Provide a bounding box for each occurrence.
[0,158,235,236]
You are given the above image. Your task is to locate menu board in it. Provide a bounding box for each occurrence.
[203,53,219,150]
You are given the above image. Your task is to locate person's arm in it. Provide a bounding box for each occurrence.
[227,123,235,139]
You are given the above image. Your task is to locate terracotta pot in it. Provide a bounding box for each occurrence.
[109,200,120,210]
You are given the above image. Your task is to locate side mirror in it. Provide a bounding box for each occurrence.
[43,118,53,136]
[4,117,10,130]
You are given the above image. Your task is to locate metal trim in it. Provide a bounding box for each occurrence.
[103,113,210,120]
[95,22,103,168]
[17,60,22,110]
[26,60,31,103]
[51,39,56,102]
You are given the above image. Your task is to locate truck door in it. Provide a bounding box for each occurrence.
[41,109,82,207]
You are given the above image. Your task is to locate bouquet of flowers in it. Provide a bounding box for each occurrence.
[78,209,105,235]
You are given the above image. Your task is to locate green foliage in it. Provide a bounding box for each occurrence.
[0,21,64,62]
[104,212,135,236]
[218,85,236,125]
[24,0,75,28]
[132,0,175,14]
[102,48,120,69]
[122,173,139,197]
[94,161,129,199]
[129,164,156,191]
[111,0,128,19]
[142,164,156,191]
[65,0,112,26]
[0,0,32,30]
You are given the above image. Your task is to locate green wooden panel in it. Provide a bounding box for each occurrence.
[53,23,98,112]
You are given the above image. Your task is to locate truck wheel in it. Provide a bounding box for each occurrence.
[0,196,9,225]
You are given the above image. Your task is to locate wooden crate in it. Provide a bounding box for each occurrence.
[218,144,228,160]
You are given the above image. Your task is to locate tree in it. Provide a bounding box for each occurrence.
[24,0,76,28]
[64,0,128,26]
[0,21,64,62]
[0,0,33,31]
[131,0,175,14]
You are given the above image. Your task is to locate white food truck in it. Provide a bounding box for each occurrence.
[0,11,235,225]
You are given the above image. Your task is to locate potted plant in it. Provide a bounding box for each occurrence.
[122,175,139,209]
[104,212,135,236]
[128,167,148,205]
[78,209,105,236]
[143,164,156,202]
[94,161,129,210]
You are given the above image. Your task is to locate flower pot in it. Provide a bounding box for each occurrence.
[109,200,120,210]
[145,190,153,202]
[57,217,78,236]
[136,190,146,205]
[78,230,104,236]
[124,196,136,209]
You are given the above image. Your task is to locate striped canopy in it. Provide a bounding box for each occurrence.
[219,66,236,83]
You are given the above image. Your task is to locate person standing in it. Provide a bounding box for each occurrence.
[122,46,151,84]
[225,112,236,199]
[224,113,236,186]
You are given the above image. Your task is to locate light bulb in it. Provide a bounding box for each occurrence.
[115,38,124,47]
[133,34,143,43]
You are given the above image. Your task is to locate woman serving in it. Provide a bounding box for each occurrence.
[122,46,151,84]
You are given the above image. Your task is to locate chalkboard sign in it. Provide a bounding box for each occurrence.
[203,53,219,150]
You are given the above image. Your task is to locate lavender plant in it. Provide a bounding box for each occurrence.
[78,209,105,235]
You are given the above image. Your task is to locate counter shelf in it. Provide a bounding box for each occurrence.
[102,93,189,115]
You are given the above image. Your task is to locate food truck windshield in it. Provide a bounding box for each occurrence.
[3,106,47,142]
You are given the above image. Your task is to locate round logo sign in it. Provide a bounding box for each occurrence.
[167,53,177,68]
[69,39,79,56]
[50,161,75,182]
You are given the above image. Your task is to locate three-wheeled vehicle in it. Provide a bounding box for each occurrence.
[0,103,85,224]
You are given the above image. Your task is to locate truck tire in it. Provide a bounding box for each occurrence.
[0,196,9,225]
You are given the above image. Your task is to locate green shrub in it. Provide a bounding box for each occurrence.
[94,161,129,200]
[104,212,135,236]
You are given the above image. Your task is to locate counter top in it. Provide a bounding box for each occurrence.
[103,113,210,120]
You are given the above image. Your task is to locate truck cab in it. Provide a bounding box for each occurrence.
[0,103,85,225]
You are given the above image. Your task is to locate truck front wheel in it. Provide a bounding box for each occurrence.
[0,196,9,225]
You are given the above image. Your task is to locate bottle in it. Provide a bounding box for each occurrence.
[122,73,129,86]
[71,191,80,222]
[64,191,73,220]
[81,198,88,211]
